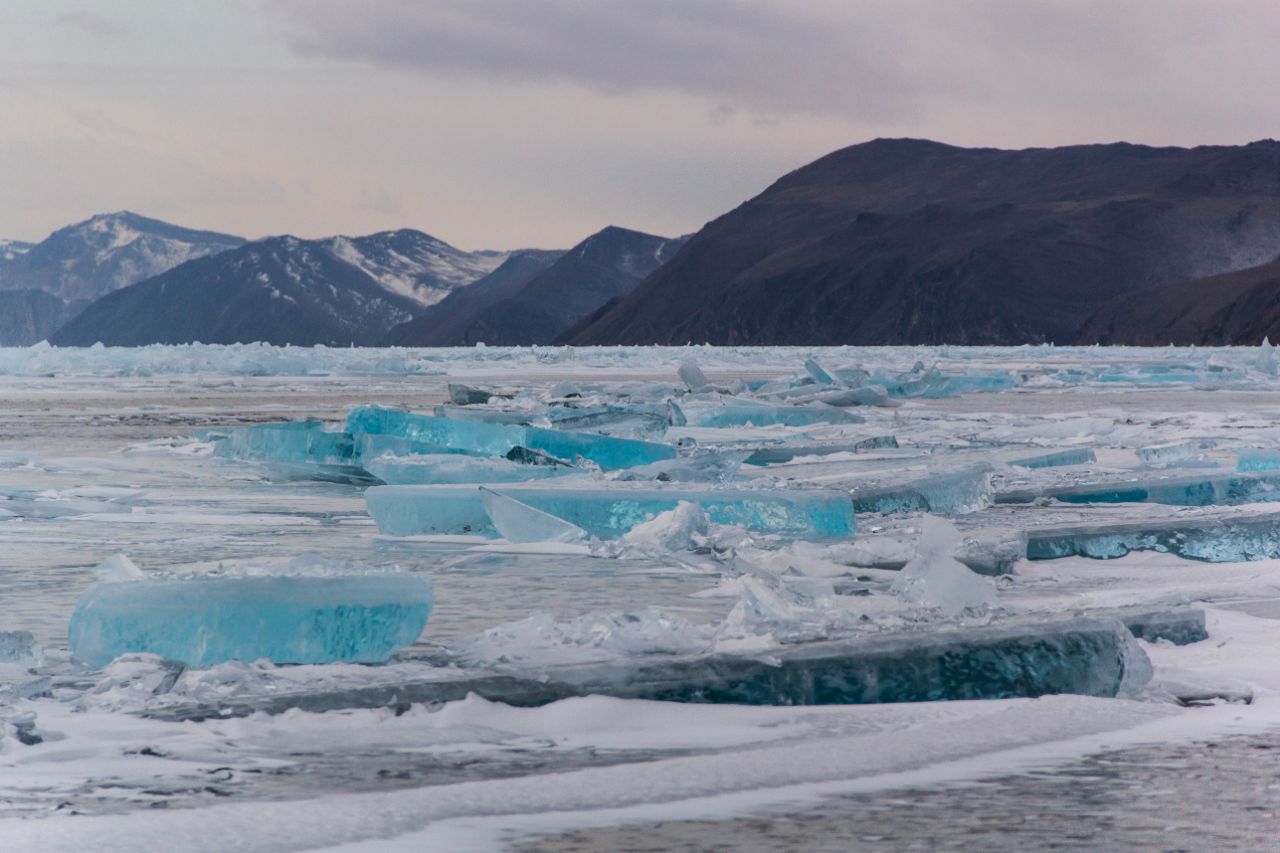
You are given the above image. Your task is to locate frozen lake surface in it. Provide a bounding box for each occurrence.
[4,343,1280,850]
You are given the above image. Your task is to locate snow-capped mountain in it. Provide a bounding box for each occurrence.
[327,230,506,308]
[0,212,245,304]
[0,239,32,262]
[51,230,508,346]
[388,226,684,346]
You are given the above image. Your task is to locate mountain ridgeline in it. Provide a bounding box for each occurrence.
[51,231,507,347]
[386,226,686,346]
[562,138,1280,346]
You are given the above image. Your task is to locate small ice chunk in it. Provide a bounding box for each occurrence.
[481,488,587,544]
[69,573,432,668]
[678,361,711,392]
[1136,439,1216,466]
[0,631,42,668]
[891,517,997,614]
[94,553,146,582]
[618,502,708,551]
[803,358,836,385]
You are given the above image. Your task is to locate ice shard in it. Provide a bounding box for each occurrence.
[804,358,837,385]
[365,483,855,539]
[208,422,378,484]
[1136,439,1216,465]
[345,406,676,470]
[999,472,1280,507]
[481,488,587,544]
[1026,510,1280,562]
[69,573,433,667]
[364,453,582,485]
[155,616,1144,718]
[679,398,863,428]
[849,466,994,515]
[678,360,711,392]
[890,517,997,614]
[1237,448,1280,472]
[1010,448,1097,469]
[743,436,899,465]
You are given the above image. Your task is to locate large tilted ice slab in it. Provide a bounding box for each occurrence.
[69,573,433,668]
[998,471,1280,507]
[366,483,855,539]
[205,422,380,484]
[1027,510,1280,562]
[152,616,1144,719]
[345,406,676,470]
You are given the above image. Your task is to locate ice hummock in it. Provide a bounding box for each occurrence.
[366,483,856,539]
[68,564,433,667]
[891,517,997,614]
[1026,510,1280,562]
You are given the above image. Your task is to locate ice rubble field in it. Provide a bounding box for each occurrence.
[6,343,1280,849]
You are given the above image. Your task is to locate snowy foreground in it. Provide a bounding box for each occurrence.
[4,343,1280,850]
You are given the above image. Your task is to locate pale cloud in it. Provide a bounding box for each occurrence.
[53,9,122,37]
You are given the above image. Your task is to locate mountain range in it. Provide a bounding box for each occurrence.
[564,138,1280,345]
[13,138,1280,348]
[386,227,685,346]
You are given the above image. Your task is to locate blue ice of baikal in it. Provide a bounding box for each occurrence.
[366,483,856,539]
[211,421,354,465]
[68,572,433,667]
[365,453,582,485]
[679,398,862,428]
[344,406,676,470]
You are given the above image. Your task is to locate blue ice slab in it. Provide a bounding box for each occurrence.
[1010,448,1097,469]
[998,472,1280,507]
[345,406,675,470]
[212,422,354,465]
[679,398,863,428]
[69,574,433,668]
[744,436,899,465]
[849,466,993,515]
[354,433,472,461]
[154,616,1143,718]
[1237,449,1280,472]
[1136,439,1216,465]
[1027,511,1280,563]
[364,453,582,485]
[366,483,855,539]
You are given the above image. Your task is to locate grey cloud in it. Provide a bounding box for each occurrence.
[260,0,917,120]
[54,10,122,36]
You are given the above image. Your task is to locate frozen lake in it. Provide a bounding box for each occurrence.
[4,343,1280,850]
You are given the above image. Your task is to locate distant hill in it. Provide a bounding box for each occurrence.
[1083,256,1280,345]
[50,230,506,346]
[0,289,80,346]
[383,249,565,345]
[563,138,1280,345]
[0,212,244,304]
[390,226,684,346]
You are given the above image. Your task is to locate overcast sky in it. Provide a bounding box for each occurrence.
[3,1,1280,250]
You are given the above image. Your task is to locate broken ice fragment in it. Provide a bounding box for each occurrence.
[1237,449,1280,472]
[1026,510,1280,562]
[69,573,432,667]
[680,398,863,428]
[481,488,587,544]
[345,406,675,470]
[1136,439,1216,466]
[804,358,836,385]
[365,453,581,485]
[890,516,997,614]
[366,483,855,539]
[1010,448,1096,469]
[999,472,1280,507]
[0,631,42,668]
[678,361,711,392]
[743,436,898,465]
[849,465,993,515]
[617,502,708,551]
[94,553,146,582]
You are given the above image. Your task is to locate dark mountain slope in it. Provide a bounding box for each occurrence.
[563,138,1280,345]
[1082,257,1280,345]
[50,237,427,346]
[383,249,565,346]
